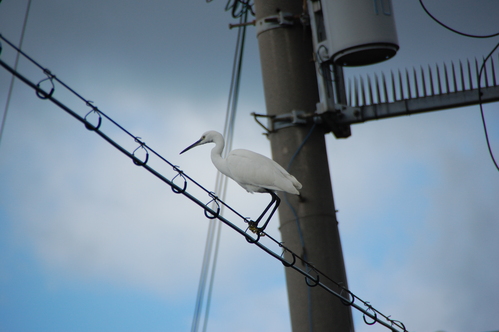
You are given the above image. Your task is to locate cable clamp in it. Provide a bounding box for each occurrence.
[251,110,310,134]
[256,11,295,36]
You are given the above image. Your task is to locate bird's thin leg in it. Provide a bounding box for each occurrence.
[250,190,280,234]
[258,192,280,233]
[254,191,278,223]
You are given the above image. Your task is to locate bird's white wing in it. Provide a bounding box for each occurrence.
[226,149,301,194]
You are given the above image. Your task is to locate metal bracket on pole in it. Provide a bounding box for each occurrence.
[317,103,361,119]
[317,103,357,138]
[256,11,295,36]
[251,110,310,134]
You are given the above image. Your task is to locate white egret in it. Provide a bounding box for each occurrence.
[180,130,302,233]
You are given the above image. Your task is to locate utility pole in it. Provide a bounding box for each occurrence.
[253,1,354,331]
[252,0,499,330]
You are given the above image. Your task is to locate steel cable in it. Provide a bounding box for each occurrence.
[0,35,408,332]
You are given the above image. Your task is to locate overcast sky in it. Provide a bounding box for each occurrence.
[1,1,498,332]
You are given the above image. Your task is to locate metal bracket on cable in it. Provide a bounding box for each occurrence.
[251,110,312,134]
[256,11,295,36]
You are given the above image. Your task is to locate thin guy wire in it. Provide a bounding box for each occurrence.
[201,11,248,332]
[418,0,499,171]
[191,217,218,332]
[478,42,499,171]
[0,0,32,148]
[200,218,222,332]
[224,0,254,18]
[419,0,499,38]
[0,40,407,332]
[195,9,249,332]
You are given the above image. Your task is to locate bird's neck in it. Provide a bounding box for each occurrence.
[210,136,231,177]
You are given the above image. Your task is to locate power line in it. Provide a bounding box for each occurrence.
[418,0,499,39]
[0,35,408,332]
[224,0,254,18]
[418,0,499,172]
[478,43,499,171]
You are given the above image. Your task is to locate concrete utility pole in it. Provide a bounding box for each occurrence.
[254,1,354,331]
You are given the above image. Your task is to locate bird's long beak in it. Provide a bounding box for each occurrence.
[180,138,202,154]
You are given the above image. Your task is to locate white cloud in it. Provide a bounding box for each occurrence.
[2,1,499,331]
[328,106,499,332]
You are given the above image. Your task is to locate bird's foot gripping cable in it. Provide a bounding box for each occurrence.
[247,220,266,237]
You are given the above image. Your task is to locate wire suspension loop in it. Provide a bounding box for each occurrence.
[0,34,408,332]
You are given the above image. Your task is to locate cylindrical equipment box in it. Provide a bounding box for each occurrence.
[318,0,399,66]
